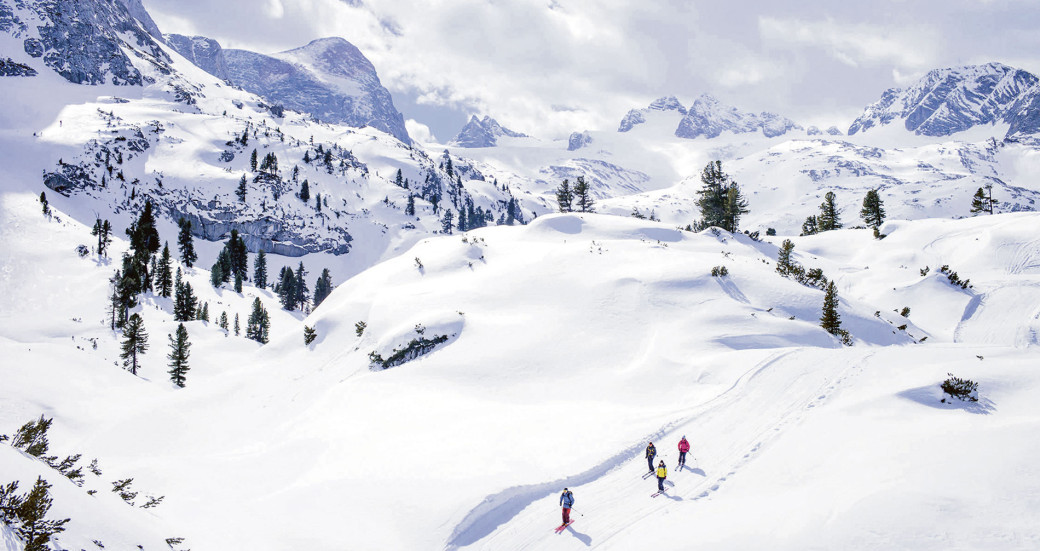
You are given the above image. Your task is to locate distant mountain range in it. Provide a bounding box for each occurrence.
[449,115,528,147]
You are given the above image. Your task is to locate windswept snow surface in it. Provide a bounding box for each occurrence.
[3,183,1040,549]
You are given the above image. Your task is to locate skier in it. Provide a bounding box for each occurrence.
[677,435,690,469]
[646,441,657,473]
[559,487,575,526]
[656,460,667,492]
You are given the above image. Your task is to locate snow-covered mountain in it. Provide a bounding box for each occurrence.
[618,96,687,132]
[222,37,410,144]
[675,94,803,139]
[450,115,529,147]
[848,62,1040,140]
[165,34,230,81]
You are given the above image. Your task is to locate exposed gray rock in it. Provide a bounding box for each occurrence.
[115,0,163,41]
[7,0,172,86]
[848,63,1040,139]
[166,34,230,81]
[618,96,686,132]
[568,131,592,151]
[224,37,410,143]
[675,94,801,139]
[826,126,844,136]
[450,115,527,148]
[0,57,36,76]
[807,126,821,136]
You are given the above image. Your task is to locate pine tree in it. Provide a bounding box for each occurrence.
[107,270,121,330]
[210,260,224,287]
[555,179,573,213]
[694,161,729,229]
[39,192,50,216]
[394,169,404,188]
[174,280,197,322]
[227,230,248,281]
[300,179,310,202]
[441,210,454,234]
[250,148,258,171]
[236,174,247,201]
[120,313,148,376]
[313,268,333,308]
[201,302,209,322]
[15,476,70,551]
[573,176,594,213]
[776,239,797,277]
[820,281,842,336]
[245,298,270,344]
[177,218,197,268]
[800,215,819,236]
[219,311,229,330]
[457,207,468,232]
[253,250,268,289]
[817,191,843,231]
[234,313,240,336]
[125,200,161,292]
[91,218,112,258]
[304,325,317,345]
[860,189,886,230]
[723,182,749,232]
[970,185,997,215]
[234,270,243,293]
[167,323,191,388]
[115,255,141,327]
[405,194,416,216]
[294,262,309,310]
[156,243,173,298]
[278,267,297,310]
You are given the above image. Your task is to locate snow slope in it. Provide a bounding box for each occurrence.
[3,184,1039,549]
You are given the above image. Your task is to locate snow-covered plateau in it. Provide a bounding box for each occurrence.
[2,0,1040,549]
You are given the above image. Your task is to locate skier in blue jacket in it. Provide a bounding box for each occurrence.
[559,488,575,526]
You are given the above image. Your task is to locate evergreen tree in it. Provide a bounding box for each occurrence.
[250,148,258,171]
[120,313,148,376]
[300,179,310,202]
[253,250,268,289]
[820,281,842,336]
[210,260,224,287]
[15,476,70,551]
[174,280,197,322]
[573,176,595,213]
[313,268,333,308]
[115,254,141,327]
[91,218,112,258]
[39,192,50,216]
[125,200,161,291]
[219,311,229,330]
[506,197,517,225]
[294,262,309,310]
[234,270,243,293]
[860,189,886,230]
[226,230,248,281]
[970,185,997,215]
[441,210,454,234]
[278,267,297,310]
[776,239,797,277]
[201,302,209,322]
[406,194,416,216]
[817,191,843,231]
[303,150,311,163]
[177,218,197,267]
[315,193,321,212]
[723,182,749,232]
[800,215,819,236]
[156,243,173,298]
[457,207,468,232]
[245,298,270,344]
[694,161,729,229]
[236,174,247,201]
[394,169,404,188]
[304,325,317,345]
[234,313,240,336]
[555,179,573,213]
[107,270,121,330]
[167,323,191,388]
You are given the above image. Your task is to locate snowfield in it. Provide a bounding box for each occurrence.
[3,187,1040,549]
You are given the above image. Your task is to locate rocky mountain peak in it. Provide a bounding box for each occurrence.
[450,115,528,148]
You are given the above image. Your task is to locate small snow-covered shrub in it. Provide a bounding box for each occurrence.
[710,265,728,277]
[941,374,978,403]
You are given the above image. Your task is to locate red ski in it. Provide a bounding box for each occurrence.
[554,521,574,533]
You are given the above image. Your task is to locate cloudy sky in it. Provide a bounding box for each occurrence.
[144,0,1040,142]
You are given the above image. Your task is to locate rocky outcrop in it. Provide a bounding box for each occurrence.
[675,94,801,139]
[166,34,230,81]
[618,96,686,132]
[224,37,410,143]
[567,131,592,151]
[848,63,1040,138]
[450,115,527,148]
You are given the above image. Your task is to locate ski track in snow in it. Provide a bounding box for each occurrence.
[447,348,875,550]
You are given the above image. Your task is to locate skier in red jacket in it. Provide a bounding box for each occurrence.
[677,436,691,469]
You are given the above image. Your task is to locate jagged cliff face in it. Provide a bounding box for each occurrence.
[166,34,230,81]
[450,115,528,147]
[223,37,410,143]
[618,95,686,132]
[674,94,801,139]
[848,63,1040,139]
[0,0,170,86]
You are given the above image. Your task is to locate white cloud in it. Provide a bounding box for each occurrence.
[405,119,437,144]
[758,16,941,70]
